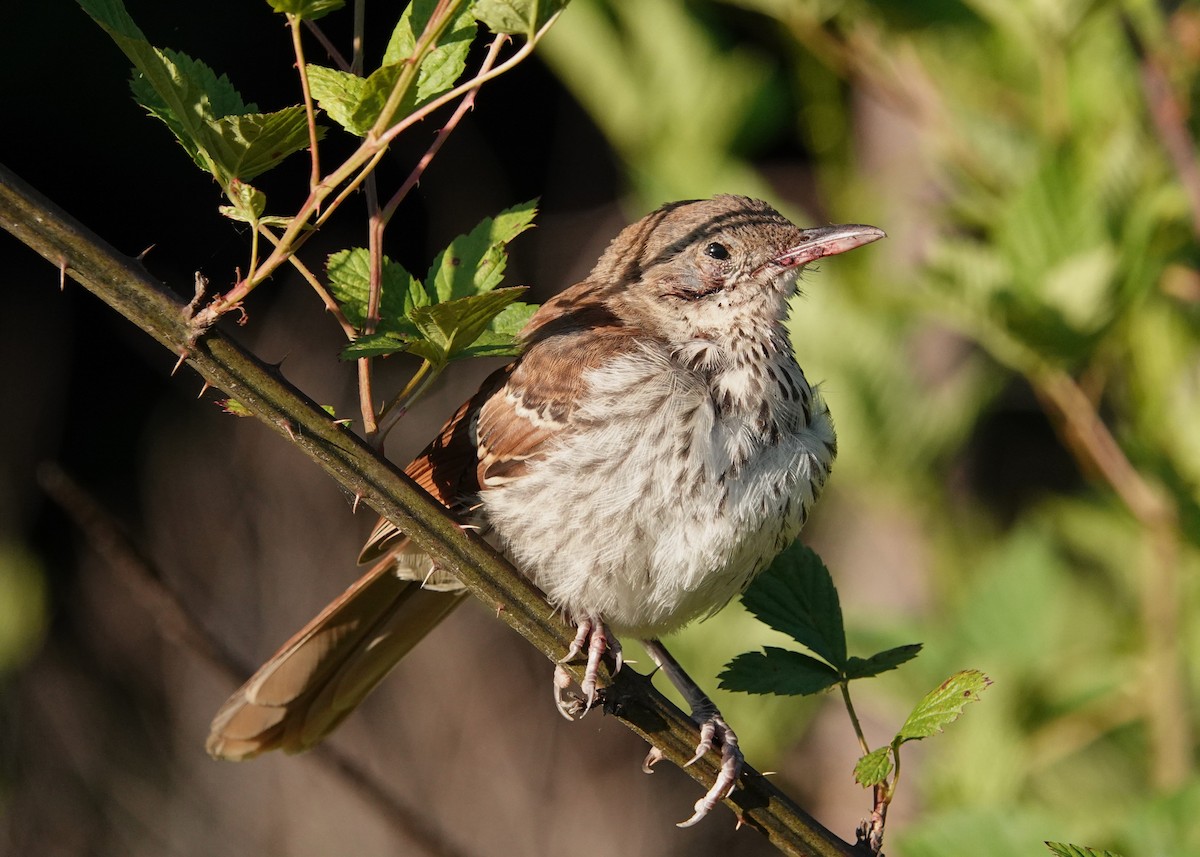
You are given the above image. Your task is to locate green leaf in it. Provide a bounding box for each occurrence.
[218,180,267,224]
[449,301,538,359]
[205,107,315,182]
[383,1,479,104]
[427,199,539,302]
[306,64,372,136]
[474,0,568,36]
[739,542,847,669]
[897,669,991,743]
[340,332,413,360]
[265,0,344,20]
[408,287,529,365]
[843,644,923,681]
[717,648,839,696]
[1045,844,1124,857]
[853,746,893,788]
[326,248,426,334]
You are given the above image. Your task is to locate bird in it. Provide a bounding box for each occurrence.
[206,194,885,825]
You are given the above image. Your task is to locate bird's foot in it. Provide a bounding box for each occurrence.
[643,701,743,827]
[554,617,622,719]
[639,638,744,826]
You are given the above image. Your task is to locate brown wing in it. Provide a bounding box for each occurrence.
[357,364,514,564]
[475,279,640,486]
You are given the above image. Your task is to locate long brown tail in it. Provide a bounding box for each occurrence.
[206,556,465,760]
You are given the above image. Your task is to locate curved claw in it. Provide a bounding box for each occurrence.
[676,714,743,828]
[642,746,664,774]
[555,618,622,718]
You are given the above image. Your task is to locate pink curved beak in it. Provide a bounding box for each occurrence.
[774,224,886,268]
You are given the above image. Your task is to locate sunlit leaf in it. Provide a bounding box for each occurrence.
[897,670,991,743]
[326,248,426,334]
[306,64,371,136]
[427,199,538,302]
[218,180,266,223]
[408,287,529,364]
[854,746,893,788]
[474,0,567,36]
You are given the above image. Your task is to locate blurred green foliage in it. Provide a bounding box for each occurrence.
[542,0,1200,854]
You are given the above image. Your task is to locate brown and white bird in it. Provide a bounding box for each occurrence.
[207,195,884,824]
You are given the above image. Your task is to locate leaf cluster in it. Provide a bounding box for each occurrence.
[718,543,921,697]
[332,200,539,366]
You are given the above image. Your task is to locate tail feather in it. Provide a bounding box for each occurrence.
[207,554,465,760]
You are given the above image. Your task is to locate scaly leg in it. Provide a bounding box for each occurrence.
[640,638,743,827]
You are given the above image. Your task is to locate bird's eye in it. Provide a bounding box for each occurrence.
[704,242,730,260]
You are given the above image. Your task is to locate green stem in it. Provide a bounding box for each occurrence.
[289,13,323,192]
[839,681,871,757]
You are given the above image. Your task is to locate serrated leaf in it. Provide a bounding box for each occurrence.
[1045,843,1124,857]
[897,669,991,743]
[427,199,538,302]
[350,63,407,135]
[265,0,344,20]
[307,64,372,136]
[218,179,266,224]
[340,332,413,360]
[717,648,839,696]
[474,0,568,36]
[853,746,893,787]
[203,107,315,182]
[383,1,478,104]
[739,542,847,669]
[326,248,426,335]
[408,287,528,364]
[843,644,923,681]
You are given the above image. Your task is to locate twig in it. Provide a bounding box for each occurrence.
[303,19,350,72]
[289,14,323,192]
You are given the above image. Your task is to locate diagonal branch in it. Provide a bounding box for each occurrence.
[0,160,864,857]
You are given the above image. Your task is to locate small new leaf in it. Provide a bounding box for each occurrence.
[843,644,923,681]
[897,669,991,743]
[266,0,345,20]
[427,199,539,302]
[474,0,568,36]
[1045,844,1124,857]
[219,398,253,417]
[717,648,840,696]
[218,180,266,224]
[739,542,847,669]
[853,746,893,788]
